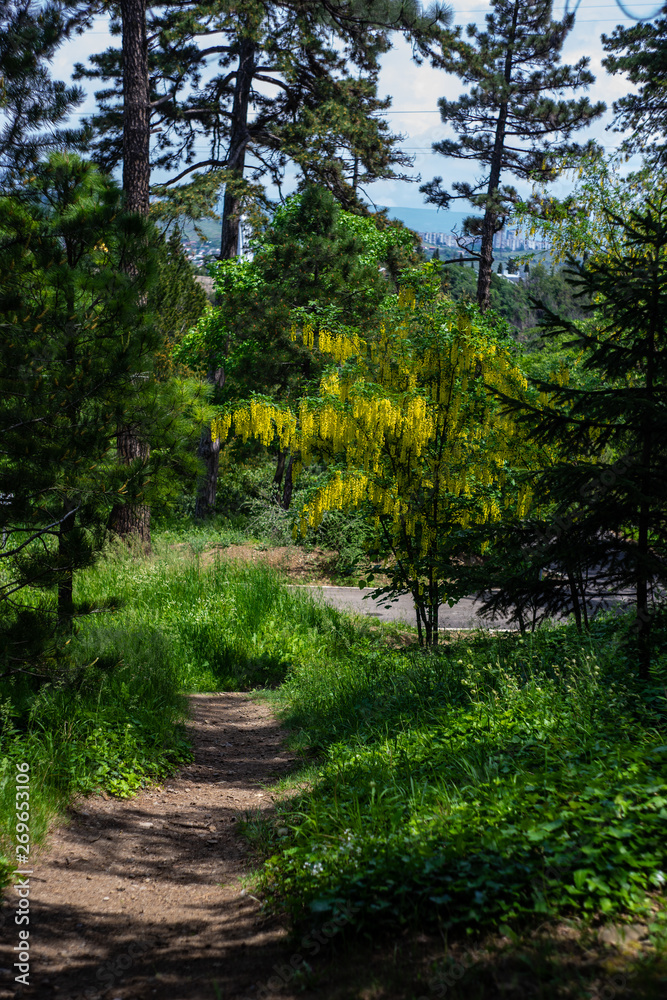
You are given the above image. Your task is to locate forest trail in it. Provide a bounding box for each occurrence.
[0,694,301,1000]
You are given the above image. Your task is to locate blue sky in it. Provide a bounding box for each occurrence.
[52,1,661,213]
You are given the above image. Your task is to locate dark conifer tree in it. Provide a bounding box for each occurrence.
[489,197,667,679]
[0,0,92,180]
[602,4,667,164]
[75,0,451,256]
[108,0,153,548]
[0,154,161,667]
[177,185,415,517]
[421,0,604,311]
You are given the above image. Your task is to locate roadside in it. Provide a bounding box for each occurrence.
[178,541,517,629]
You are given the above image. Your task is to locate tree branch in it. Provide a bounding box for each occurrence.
[160,158,228,185]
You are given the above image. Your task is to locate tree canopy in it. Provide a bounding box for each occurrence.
[76,0,452,254]
[0,0,92,180]
[602,3,667,164]
[421,0,605,310]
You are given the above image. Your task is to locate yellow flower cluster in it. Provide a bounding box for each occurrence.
[317,328,363,362]
[211,413,232,442]
[297,470,412,538]
[232,294,538,547]
[223,400,297,449]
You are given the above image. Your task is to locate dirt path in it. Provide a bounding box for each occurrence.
[0,694,300,1000]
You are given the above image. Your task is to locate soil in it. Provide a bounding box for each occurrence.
[187,542,391,588]
[0,693,300,1000]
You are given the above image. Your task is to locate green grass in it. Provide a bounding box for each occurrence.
[2,527,667,954]
[0,532,366,891]
[253,617,667,936]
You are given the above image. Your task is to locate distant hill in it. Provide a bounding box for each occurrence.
[381,206,471,234]
[178,205,471,244]
[180,218,221,243]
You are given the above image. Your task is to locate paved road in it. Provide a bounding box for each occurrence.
[290,585,517,630]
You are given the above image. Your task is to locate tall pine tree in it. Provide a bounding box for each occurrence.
[602,3,667,164]
[75,1,451,255]
[0,154,162,666]
[0,0,92,180]
[494,196,667,679]
[107,0,153,547]
[421,0,604,310]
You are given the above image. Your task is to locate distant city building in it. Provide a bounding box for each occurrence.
[418,225,549,254]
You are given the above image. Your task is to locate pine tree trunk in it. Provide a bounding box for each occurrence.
[121,0,150,215]
[220,36,256,259]
[57,498,77,629]
[636,328,655,681]
[111,0,152,548]
[476,0,519,311]
[109,427,151,548]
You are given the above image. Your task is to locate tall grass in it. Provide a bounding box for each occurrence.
[76,535,364,692]
[0,534,366,890]
[3,530,666,944]
[255,619,667,933]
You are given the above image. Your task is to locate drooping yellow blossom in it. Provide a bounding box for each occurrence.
[215,286,546,570]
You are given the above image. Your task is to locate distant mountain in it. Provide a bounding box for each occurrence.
[178,205,472,244]
[381,206,471,234]
[179,218,221,243]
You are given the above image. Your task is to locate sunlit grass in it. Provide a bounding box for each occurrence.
[254,619,667,932]
[2,528,666,943]
[0,530,368,890]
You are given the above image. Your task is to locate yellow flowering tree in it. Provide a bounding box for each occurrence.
[219,265,543,644]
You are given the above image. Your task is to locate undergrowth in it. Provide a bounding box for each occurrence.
[251,616,667,937]
[0,533,366,890]
[3,527,667,953]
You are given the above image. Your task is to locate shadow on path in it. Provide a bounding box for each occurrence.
[0,694,297,1000]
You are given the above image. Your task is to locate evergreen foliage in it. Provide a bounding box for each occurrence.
[602,3,667,164]
[75,0,451,252]
[421,0,605,310]
[0,154,163,668]
[486,196,667,678]
[0,0,92,180]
